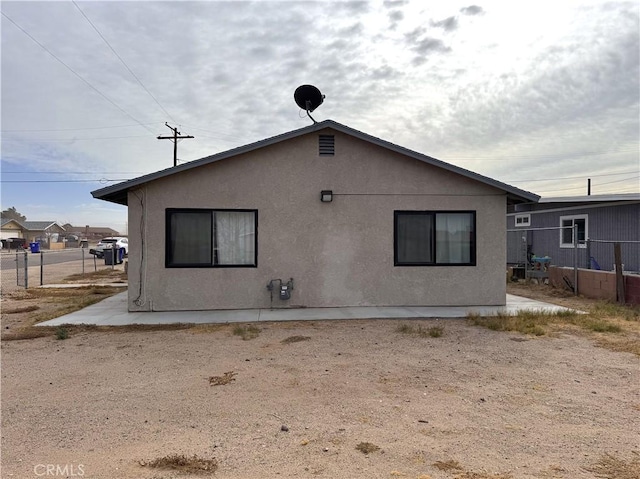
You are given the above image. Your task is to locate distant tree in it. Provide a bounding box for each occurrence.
[1,207,26,222]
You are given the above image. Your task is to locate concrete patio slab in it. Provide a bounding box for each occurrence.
[36,292,578,327]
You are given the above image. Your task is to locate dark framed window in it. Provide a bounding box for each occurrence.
[166,209,257,267]
[394,211,476,266]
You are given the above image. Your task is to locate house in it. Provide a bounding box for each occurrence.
[62,224,120,240]
[507,193,640,273]
[92,120,538,312]
[1,219,25,240]
[21,221,67,245]
[0,219,66,249]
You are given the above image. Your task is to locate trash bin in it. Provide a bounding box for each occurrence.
[104,247,123,265]
[29,242,40,253]
[104,248,115,265]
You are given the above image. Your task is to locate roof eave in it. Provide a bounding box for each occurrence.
[92,119,540,205]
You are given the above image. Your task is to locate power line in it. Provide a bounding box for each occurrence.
[3,135,151,141]
[179,124,253,143]
[1,122,162,132]
[1,10,156,136]
[533,175,640,194]
[71,1,178,124]
[449,147,638,162]
[504,170,639,183]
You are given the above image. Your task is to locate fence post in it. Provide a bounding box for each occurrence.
[23,250,28,289]
[40,251,44,286]
[586,238,591,269]
[573,224,578,295]
[82,247,85,276]
[15,252,19,286]
[522,236,528,281]
[614,242,625,304]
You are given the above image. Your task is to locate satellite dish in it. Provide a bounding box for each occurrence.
[294,85,325,123]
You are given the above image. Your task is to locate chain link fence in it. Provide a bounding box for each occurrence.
[0,248,126,296]
[508,226,640,279]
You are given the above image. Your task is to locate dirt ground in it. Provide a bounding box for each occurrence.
[1,284,639,478]
[0,264,127,333]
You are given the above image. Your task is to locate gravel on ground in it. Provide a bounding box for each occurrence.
[1,312,638,478]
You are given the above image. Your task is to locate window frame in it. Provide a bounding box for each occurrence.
[514,214,531,227]
[165,208,258,268]
[559,214,588,249]
[394,210,477,266]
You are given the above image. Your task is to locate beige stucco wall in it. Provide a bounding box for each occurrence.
[127,128,507,311]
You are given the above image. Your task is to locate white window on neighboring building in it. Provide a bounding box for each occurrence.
[514,214,531,227]
[560,214,588,248]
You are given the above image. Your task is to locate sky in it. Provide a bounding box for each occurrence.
[1,0,639,234]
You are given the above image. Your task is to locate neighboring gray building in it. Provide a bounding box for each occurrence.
[507,194,640,273]
[93,120,538,312]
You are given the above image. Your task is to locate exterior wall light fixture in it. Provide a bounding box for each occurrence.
[320,190,333,202]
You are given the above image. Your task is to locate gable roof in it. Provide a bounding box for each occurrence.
[66,225,120,235]
[1,218,24,228]
[92,119,540,206]
[22,221,65,231]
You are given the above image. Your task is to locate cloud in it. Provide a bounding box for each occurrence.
[431,16,459,32]
[388,9,404,29]
[383,0,409,8]
[1,0,637,220]
[460,5,484,15]
[410,37,451,65]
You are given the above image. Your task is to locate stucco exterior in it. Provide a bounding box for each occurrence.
[124,127,513,311]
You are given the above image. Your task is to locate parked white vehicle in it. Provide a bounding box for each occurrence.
[90,237,128,258]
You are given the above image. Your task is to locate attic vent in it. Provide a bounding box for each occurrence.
[319,134,335,156]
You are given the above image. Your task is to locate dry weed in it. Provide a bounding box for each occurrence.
[209,371,237,386]
[233,324,260,340]
[585,452,640,479]
[281,335,311,343]
[140,454,218,473]
[63,268,127,283]
[2,327,54,341]
[432,460,512,479]
[433,459,464,472]
[3,305,39,314]
[355,442,380,454]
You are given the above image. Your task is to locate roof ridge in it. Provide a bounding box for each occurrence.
[92,119,539,205]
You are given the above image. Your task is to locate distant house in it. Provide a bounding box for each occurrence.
[62,224,120,240]
[507,193,640,273]
[92,120,538,312]
[1,219,25,240]
[21,221,66,244]
[0,220,66,249]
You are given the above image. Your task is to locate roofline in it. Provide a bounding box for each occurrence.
[92,119,540,205]
[1,218,24,228]
[22,221,65,230]
[1,219,66,230]
[508,200,640,216]
[539,193,640,203]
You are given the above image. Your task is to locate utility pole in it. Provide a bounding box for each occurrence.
[157,123,194,167]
